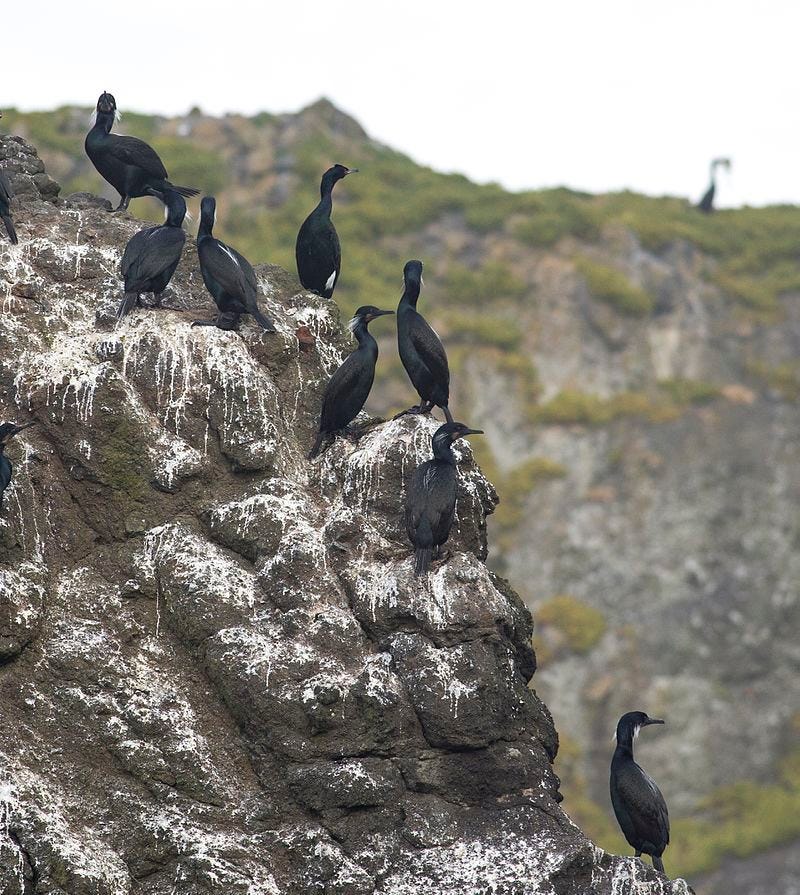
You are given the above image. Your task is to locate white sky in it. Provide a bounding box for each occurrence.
[4,1,799,206]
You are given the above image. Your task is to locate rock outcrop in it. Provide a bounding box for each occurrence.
[0,135,690,894]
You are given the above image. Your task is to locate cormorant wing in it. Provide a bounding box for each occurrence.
[0,170,13,204]
[229,245,259,296]
[122,227,185,284]
[409,315,450,387]
[106,135,169,179]
[199,238,256,301]
[405,462,454,543]
[319,351,364,431]
[615,762,670,849]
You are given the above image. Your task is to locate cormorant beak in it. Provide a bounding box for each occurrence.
[368,309,394,320]
[644,718,665,726]
[458,428,484,438]
[345,168,359,176]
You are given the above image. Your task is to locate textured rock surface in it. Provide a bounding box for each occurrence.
[0,137,693,893]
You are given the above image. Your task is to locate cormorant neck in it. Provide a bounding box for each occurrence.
[320,171,339,200]
[94,110,115,135]
[198,218,214,240]
[400,282,421,307]
[432,438,456,463]
[351,321,378,350]
[615,734,635,758]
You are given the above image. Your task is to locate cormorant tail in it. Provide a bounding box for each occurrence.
[443,405,454,424]
[2,214,17,245]
[414,547,432,576]
[307,433,327,460]
[652,856,665,874]
[252,307,276,332]
[164,181,200,199]
[117,292,139,320]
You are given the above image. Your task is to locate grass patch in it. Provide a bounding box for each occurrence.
[575,257,654,317]
[536,594,607,656]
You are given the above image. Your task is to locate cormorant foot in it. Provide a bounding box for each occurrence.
[392,405,426,420]
[191,319,219,327]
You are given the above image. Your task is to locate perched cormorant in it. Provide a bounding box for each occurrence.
[295,164,357,299]
[194,196,275,332]
[610,711,670,874]
[395,260,452,422]
[117,189,187,319]
[0,168,17,245]
[308,305,394,459]
[85,92,200,212]
[404,421,483,575]
[0,421,35,509]
[697,157,731,213]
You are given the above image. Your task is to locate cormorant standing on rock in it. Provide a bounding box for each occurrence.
[610,711,670,874]
[697,158,731,213]
[308,305,394,459]
[118,189,187,319]
[295,164,357,299]
[395,260,452,422]
[194,196,275,332]
[404,421,482,576]
[0,168,17,245]
[0,422,35,509]
[85,92,199,212]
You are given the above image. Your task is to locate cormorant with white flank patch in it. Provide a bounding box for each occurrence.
[697,158,731,213]
[308,305,394,459]
[0,168,17,245]
[118,189,187,319]
[295,164,357,299]
[193,196,275,332]
[404,421,482,576]
[610,711,670,874]
[85,92,200,212]
[0,422,35,509]
[395,260,452,422]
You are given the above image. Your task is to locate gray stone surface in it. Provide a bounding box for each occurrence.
[0,136,693,893]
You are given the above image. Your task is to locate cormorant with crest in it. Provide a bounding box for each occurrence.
[697,157,731,213]
[85,92,200,212]
[395,260,452,422]
[1,421,35,509]
[118,189,187,319]
[404,421,482,575]
[194,196,275,332]
[308,305,394,459]
[610,711,670,874]
[295,164,357,299]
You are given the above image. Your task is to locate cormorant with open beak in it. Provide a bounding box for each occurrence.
[610,711,670,874]
[404,421,482,575]
[85,92,199,212]
[295,164,357,299]
[308,305,394,459]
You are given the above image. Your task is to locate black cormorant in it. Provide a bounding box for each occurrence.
[697,158,731,213]
[610,711,670,874]
[404,421,483,575]
[0,421,35,509]
[308,305,394,459]
[395,260,452,422]
[295,164,357,299]
[118,189,187,319]
[0,168,17,245]
[85,92,200,212]
[194,196,275,332]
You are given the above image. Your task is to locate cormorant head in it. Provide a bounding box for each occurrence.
[199,196,217,232]
[321,164,357,196]
[96,92,117,115]
[160,189,188,228]
[431,421,483,457]
[348,306,394,331]
[402,260,424,300]
[0,421,35,447]
[615,711,664,746]
[711,157,732,172]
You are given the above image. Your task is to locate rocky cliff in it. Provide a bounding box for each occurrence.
[0,137,693,893]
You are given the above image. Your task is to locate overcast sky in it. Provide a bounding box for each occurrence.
[4,1,798,206]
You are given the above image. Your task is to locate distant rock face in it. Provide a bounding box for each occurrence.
[0,136,691,894]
